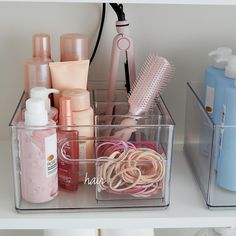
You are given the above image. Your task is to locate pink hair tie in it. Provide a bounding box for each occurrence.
[96,141,165,197]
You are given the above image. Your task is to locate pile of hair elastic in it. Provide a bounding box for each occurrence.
[96,141,165,197]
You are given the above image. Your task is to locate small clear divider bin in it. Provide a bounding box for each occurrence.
[184,81,236,209]
[10,89,175,212]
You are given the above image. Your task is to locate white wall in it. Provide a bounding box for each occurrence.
[1,3,236,142]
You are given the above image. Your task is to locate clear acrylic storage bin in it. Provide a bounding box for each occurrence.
[184,81,236,209]
[10,90,175,212]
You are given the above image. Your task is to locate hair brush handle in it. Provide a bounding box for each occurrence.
[112,117,137,140]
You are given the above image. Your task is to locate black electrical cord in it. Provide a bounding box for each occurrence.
[90,3,106,65]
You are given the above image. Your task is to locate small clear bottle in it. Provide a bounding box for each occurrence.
[57,97,79,191]
[18,98,58,203]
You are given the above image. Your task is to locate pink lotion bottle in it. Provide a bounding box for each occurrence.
[57,97,79,191]
[18,98,58,203]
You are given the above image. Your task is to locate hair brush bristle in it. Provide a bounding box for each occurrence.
[129,55,174,115]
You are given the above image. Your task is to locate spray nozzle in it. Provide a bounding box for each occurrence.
[30,87,59,112]
[208,47,232,69]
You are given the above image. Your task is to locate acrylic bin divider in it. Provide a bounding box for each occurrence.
[184,81,236,209]
[9,89,175,212]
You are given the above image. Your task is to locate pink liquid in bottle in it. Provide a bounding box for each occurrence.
[57,131,79,191]
[57,97,79,191]
[19,125,58,203]
[18,98,58,203]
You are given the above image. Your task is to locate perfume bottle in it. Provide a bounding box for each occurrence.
[62,89,94,181]
[18,97,58,203]
[57,97,79,191]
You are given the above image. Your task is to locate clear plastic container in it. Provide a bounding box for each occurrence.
[184,81,236,208]
[10,90,175,212]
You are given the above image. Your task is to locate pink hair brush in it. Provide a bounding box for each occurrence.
[113,55,175,141]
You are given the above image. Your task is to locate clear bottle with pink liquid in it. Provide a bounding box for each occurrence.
[57,97,79,191]
[18,97,58,203]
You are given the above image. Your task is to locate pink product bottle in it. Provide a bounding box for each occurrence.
[33,33,52,60]
[60,33,88,61]
[18,98,58,203]
[57,97,79,191]
[61,89,94,181]
[24,58,52,99]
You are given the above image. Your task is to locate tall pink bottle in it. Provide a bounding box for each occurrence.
[18,98,58,203]
[24,33,53,99]
[57,97,79,191]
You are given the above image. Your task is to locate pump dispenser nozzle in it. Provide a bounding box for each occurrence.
[25,98,48,126]
[30,87,59,112]
[208,47,232,69]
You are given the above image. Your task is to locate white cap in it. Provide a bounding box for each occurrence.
[25,98,48,126]
[208,47,232,69]
[30,87,59,112]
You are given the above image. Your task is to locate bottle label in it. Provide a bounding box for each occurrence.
[205,86,214,116]
[45,133,57,177]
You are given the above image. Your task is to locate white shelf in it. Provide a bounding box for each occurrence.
[2,141,236,229]
[1,0,236,5]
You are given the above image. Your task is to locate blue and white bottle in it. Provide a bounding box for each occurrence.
[217,56,236,191]
[201,47,232,158]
